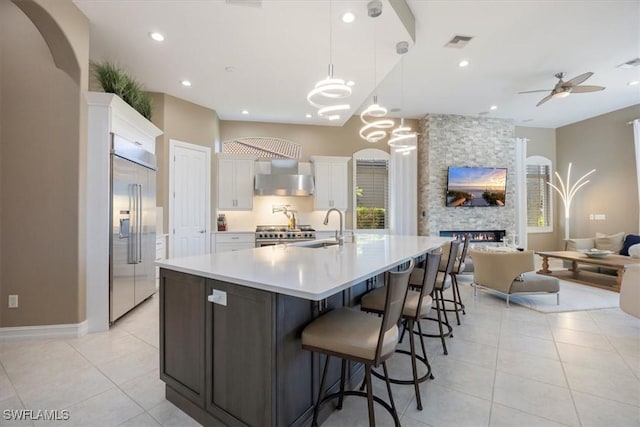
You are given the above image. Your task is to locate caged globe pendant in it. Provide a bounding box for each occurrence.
[306,0,351,121]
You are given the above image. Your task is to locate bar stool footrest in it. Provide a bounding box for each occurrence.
[416,316,453,338]
[371,349,434,384]
[316,390,400,427]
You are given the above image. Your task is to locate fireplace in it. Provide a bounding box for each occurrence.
[439,229,506,243]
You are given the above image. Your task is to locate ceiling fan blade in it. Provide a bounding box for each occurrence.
[518,89,551,94]
[571,85,605,93]
[536,94,553,107]
[564,72,593,87]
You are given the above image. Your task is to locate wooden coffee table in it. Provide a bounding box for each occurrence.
[536,250,640,292]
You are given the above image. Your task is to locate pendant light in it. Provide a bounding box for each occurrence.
[388,43,416,154]
[307,0,351,121]
[360,15,393,142]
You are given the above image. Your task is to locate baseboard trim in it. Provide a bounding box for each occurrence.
[0,320,88,341]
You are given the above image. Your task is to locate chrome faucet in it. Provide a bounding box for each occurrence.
[323,208,344,246]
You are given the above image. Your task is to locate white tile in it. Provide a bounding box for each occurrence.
[0,395,33,427]
[16,366,114,411]
[563,363,640,407]
[547,313,602,334]
[572,391,640,427]
[496,348,567,387]
[498,333,559,360]
[120,369,166,410]
[490,403,568,427]
[148,401,202,427]
[117,412,162,427]
[552,327,614,351]
[501,318,554,341]
[403,383,491,426]
[556,342,633,376]
[493,371,579,426]
[430,356,495,400]
[441,337,499,370]
[61,388,144,427]
[70,334,154,365]
[97,348,159,385]
[0,369,17,401]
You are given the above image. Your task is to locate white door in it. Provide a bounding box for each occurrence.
[169,140,211,258]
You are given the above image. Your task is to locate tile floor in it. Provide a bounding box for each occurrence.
[1,276,639,427]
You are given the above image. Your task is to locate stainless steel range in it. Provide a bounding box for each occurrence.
[255,225,316,247]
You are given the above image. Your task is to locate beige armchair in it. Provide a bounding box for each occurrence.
[470,249,560,307]
[620,264,640,318]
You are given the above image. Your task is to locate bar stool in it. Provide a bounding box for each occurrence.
[442,234,470,325]
[301,259,415,427]
[413,240,460,355]
[360,251,441,411]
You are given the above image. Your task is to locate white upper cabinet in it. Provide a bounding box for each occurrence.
[310,156,350,210]
[216,154,256,210]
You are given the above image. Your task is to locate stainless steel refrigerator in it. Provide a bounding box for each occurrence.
[110,134,157,323]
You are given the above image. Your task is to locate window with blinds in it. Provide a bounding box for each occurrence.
[526,156,553,233]
[355,159,388,229]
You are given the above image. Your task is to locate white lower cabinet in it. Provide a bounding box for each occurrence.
[214,232,255,253]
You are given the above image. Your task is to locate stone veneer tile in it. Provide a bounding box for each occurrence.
[418,114,516,238]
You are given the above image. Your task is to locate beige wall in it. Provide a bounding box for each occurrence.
[0,0,89,327]
[516,126,558,251]
[556,104,640,247]
[149,93,220,233]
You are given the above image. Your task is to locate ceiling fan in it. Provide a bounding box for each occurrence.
[519,72,605,106]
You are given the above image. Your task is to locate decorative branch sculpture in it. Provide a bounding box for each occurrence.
[547,163,596,240]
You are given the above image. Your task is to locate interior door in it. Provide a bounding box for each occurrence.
[170,140,210,258]
[111,156,136,321]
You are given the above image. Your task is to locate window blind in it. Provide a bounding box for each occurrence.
[355,159,389,229]
[526,164,552,228]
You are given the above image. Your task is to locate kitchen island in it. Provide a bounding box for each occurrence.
[157,234,449,427]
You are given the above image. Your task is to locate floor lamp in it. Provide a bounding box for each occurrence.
[548,163,596,240]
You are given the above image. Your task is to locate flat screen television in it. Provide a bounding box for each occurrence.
[446,166,507,207]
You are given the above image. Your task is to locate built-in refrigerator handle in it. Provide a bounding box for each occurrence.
[128,184,137,264]
[137,184,143,263]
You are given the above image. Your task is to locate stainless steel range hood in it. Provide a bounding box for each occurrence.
[254,159,315,196]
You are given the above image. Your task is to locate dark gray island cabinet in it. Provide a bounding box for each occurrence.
[156,235,450,426]
[159,268,367,427]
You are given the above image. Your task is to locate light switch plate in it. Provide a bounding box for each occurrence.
[207,290,227,306]
[8,295,18,308]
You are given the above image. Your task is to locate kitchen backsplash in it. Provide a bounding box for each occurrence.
[218,196,345,231]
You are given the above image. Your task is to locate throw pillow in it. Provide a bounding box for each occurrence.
[621,234,640,256]
[629,243,640,259]
[595,232,625,253]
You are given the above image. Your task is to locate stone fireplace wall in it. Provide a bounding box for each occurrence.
[417,114,516,238]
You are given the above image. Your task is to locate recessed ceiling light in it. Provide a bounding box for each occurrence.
[628,80,639,86]
[490,105,497,110]
[458,60,469,67]
[390,107,401,113]
[225,66,236,72]
[305,114,312,118]
[346,80,355,87]
[180,80,192,87]
[241,110,249,115]
[149,32,164,42]
[342,12,356,23]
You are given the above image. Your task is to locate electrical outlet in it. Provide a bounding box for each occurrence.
[8,294,18,308]
[594,214,606,220]
[589,214,594,220]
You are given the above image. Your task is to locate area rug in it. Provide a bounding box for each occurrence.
[458,275,620,313]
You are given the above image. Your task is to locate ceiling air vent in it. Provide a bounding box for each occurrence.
[445,35,473,48]
[616,58,640,69]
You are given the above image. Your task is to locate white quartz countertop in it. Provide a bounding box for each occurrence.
[156,234,450,300]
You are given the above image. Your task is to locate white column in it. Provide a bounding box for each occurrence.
[389,139,417,235]
[514,138,528,249]
[634,119,640,231]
